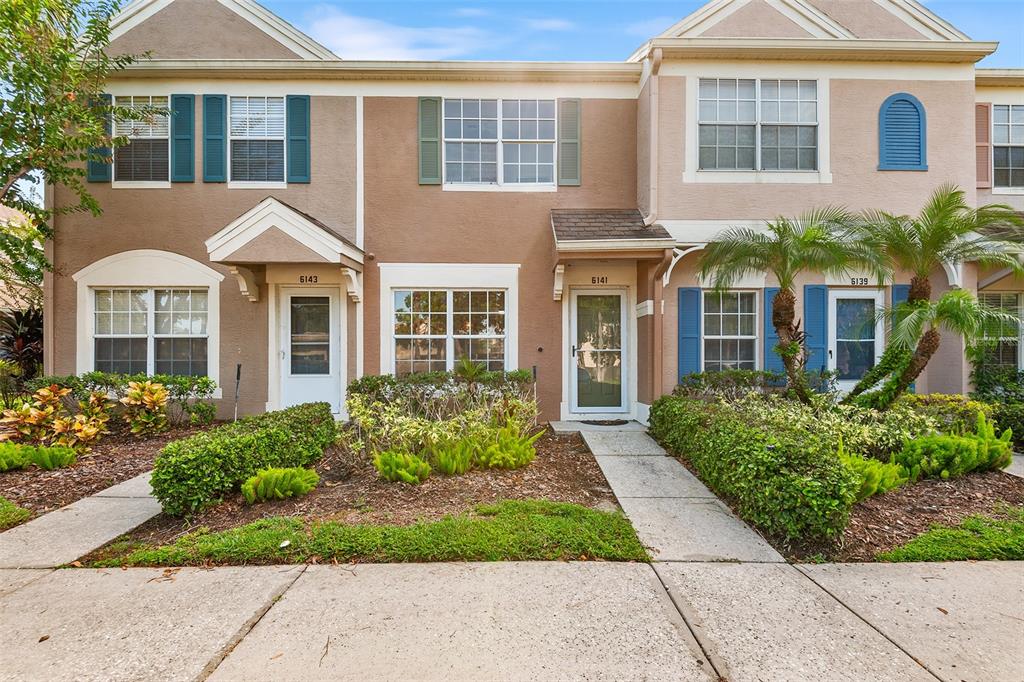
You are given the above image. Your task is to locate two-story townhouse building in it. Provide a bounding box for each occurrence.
[42,0,1024,423]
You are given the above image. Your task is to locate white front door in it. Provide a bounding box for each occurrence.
[828,289,885,393]
[280,288,343,413]
[570,289,628,413]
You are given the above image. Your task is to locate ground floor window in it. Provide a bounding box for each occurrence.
[978,292,1021,369]
[702,290,757,371]
[93,288,209,376]
[393,288,506,375]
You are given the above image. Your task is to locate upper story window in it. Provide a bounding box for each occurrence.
[698,78,818,172]
[994,105,1024,188]
[113,95,169,182]
[443,98,556,185]
[229,96,286,183]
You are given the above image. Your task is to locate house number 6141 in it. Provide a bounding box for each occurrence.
[299,275,319,284]
[591,276,609,284]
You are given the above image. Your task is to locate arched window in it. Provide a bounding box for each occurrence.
[878,93,927,170]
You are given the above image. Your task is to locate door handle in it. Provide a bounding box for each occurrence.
[280,350,286,360]
[828,349,833,359]
[572,345,577,357]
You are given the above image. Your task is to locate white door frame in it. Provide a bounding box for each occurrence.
[569,288,629,414]
[278,286,345,414]
[827,288,885,393]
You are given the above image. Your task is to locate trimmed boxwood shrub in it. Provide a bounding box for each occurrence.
[151,402,335,516]
[649,396,858,542]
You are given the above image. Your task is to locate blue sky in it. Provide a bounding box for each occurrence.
[259,1,1024,66]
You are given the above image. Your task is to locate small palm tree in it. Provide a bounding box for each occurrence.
[699,207,872,404]
[862,290,1021,408]
[846,184,1024,399]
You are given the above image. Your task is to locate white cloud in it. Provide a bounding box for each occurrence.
[304,6,490,60]
[525,18,575,31]
[626,16,677,37]
[453,7,489,18]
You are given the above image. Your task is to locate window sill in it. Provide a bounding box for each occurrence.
[112,181,171,189]
[686,170,832,185]
[442,183,557,193]
[228,181,288,190]
[878,165,928,171]
[991,187,1024,195]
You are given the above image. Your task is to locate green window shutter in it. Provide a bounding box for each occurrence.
[418,97,441,185]
[557,98,581,186]
[170,94,195,182]
[87,93,112,183]
[202,94,227,182]
[286,95,311,184]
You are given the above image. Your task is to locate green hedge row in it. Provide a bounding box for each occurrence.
[649,396,858,542]
[151,402,335,516]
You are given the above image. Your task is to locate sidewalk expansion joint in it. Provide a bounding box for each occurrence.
[648,563,729,681]
[197,565,308,681]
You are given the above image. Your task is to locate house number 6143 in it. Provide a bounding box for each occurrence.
[299,275,319,284]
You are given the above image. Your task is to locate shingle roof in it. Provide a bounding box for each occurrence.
[269,197,361,251]
[551,209,672,244]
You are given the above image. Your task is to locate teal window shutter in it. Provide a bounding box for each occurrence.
[803,285,828,375]
[891,284,914,392]
[418,97,441,185]
[878,93,927,171]
[87,93,112,183]
[170,94,195,183]
[764,288,785,373]
[678,288,702,379]
[286,95,311,184]
[558,98,581,186]
[203,94,227,182]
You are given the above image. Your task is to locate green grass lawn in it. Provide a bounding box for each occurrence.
[0,496,31,531]
[87,500,649,567]
[877,506,1024,562]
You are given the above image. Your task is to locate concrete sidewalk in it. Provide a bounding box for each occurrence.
[0,472,159,569]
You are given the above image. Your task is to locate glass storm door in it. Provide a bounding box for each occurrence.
[828,289,884,393]
[571,290,627,413]
[280,289,342,413]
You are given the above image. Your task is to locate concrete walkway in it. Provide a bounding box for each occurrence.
[0,472,159,569]
[1008,453,1024,478]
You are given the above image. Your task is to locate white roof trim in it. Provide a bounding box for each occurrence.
[657,0,853,40]
[109,0,336,61]
[873,0,970,42]
[205,197,363,265]
[554,238,677,252]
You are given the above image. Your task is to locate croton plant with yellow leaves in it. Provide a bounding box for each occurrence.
[119,381,170,437]
[0,385,114,452]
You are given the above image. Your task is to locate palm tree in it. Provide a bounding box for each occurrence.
[699,207,872,404]
[861,289,1021,408]
[846,184,1024,400]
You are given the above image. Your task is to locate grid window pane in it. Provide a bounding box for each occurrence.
[979,292,1021,368]
[993,108,1024,188]
[113,95,169,182]
[702,291,757,372]
[443,98,554,185]
[229,96,285,182]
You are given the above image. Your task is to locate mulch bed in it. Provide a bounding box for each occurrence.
[0,425,206,522]
[102,431,619,548]
[834,470,1024,561]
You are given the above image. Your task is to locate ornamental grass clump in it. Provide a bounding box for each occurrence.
[241,467,320,504]
[373,450,431,484]
[895,412,1012,481]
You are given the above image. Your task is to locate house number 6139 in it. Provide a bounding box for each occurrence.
[299,275,319,284]
[850,277,869,286]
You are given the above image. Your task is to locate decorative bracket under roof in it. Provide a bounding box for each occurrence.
[342,267,362,303]
[553,264,566,301]
[229,266,259,302]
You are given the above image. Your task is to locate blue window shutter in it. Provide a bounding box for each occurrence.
[803,285,828,375]
[891,284,915,393]
[170,94,194,183]
[203,95,227,182]
[764,288,785,373]
[287,95,311,184]
[87,93,112,182]
[678,288,702,379]
[878,93,927,171]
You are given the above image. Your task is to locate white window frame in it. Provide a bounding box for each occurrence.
[700,289,760,372]
[441,98,558,193]
[92,288,211,377]
[978,292,1023,369]
[378,263,520,374]
[228,95,287,190]
[72,250,223,397]
[685,75,832,184]
[992,104,1024,195]
[827,288,885,392]
[112,94,172,189]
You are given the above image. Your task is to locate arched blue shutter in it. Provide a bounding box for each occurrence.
[803,285,828,375]
[678,288,701,379]
[879,93,927,171]
[764,288,784,373]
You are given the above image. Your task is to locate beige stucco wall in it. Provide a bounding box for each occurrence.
[702,0,813,38]
[807,0,928,39]
[107,0,302,60]
[362,97,637,421]
[656,75,977,221]
[47,95,357,416]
